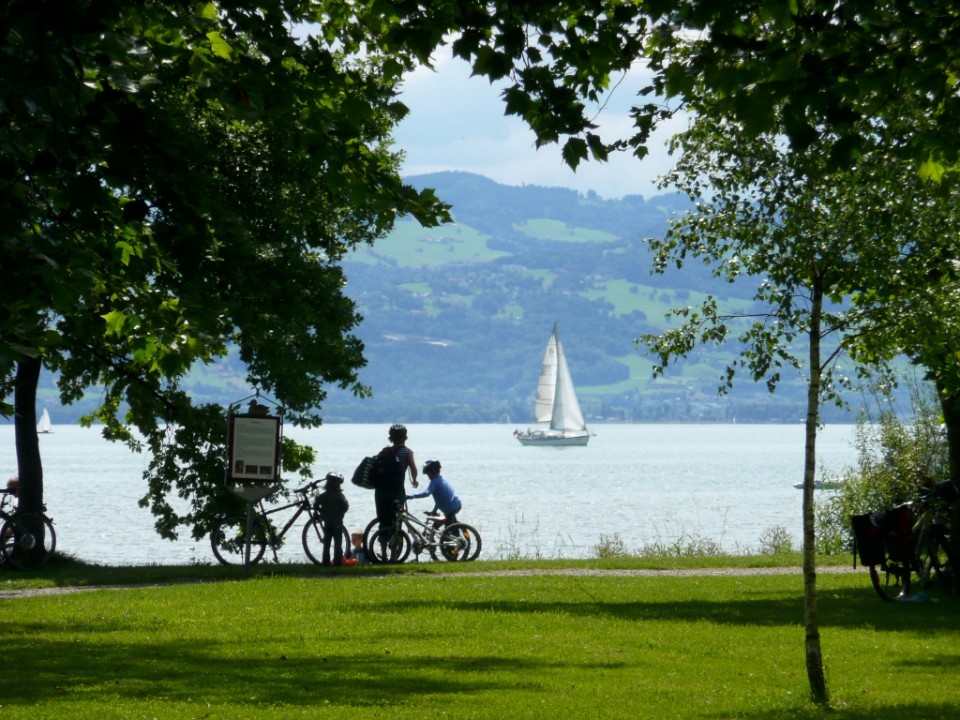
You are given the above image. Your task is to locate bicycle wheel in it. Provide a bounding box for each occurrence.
[438,523,481,562]
[917,532,957,593]
[361,517,380,557]
[869,561,911,601]
[302,519,352,565]
[210,514,267,566]
[367,526,411,564]
[1,513,56,570]
[301,518,326,565]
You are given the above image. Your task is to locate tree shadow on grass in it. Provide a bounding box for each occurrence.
[704,701,960,720]
[0,633,565,708]
[380,586,960,634]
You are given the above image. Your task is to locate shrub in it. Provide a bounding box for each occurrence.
[816,380,948,554]
[592,533,630,559]
[758,525,795,555]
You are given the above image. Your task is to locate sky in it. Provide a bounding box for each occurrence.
[392,50,686,200]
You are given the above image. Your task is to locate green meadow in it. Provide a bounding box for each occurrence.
[2,558,958,719]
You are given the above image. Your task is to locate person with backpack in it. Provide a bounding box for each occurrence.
[407,459,461,527]
[375,423,418,532]
[316,472,349,566]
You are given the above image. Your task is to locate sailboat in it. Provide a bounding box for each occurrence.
[37,408,53,434]
[514,322,591,446]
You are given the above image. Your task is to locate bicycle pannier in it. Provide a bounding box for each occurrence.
[851,512,885,567]
[851,504,914,567]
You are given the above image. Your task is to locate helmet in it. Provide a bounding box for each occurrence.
[423,459,441,475]
[388,423,407,441]
[324,472,344,486]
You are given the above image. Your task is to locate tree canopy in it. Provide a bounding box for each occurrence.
[347,1,960,176]
[1,1,448,534]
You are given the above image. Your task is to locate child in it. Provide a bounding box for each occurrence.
[407,459,461,526]
[350,531,366,564]
[316,472,349,566]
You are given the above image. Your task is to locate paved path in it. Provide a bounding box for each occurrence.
[0,565,860,599]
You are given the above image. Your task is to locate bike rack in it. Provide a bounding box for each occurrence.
[225,389,284,576]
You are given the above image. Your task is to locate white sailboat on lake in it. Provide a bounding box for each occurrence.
[514,322,591,446]
[37,408,53,434]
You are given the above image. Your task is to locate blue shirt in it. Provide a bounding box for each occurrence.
[409,474,461,515]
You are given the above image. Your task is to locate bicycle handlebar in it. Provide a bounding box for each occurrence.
[295,480,321,494]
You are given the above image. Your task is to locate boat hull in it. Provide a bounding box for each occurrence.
[516,432,590,447]
[792,480,843,490]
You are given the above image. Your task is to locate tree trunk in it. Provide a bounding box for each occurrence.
[13,357,44,515]
[802,282,828,703]
[936,383,960,585]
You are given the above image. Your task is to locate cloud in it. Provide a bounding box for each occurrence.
[394,51,684,200]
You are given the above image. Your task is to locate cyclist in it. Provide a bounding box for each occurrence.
[407,459,461,527]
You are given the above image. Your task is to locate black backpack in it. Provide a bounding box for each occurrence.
[351,446,397,490]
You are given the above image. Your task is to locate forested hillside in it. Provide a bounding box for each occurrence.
[311,172,845,423]
[37,172,863,424]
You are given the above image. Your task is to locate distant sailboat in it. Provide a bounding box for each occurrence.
[514,322,591,446]
[37,408,52,434]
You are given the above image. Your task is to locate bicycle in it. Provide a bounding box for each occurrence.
[210,480,350,566]
[362,501,482,564]
[1,489,57,570]
[851,480,958,601]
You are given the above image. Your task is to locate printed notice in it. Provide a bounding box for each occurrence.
[228,416,280,482]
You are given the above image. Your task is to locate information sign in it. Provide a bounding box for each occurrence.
[227,415,281,484]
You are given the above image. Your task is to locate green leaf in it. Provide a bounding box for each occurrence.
[206,32,232,60]
[919,155,945,183]
[102,311,126,337]
[561,137,588,169]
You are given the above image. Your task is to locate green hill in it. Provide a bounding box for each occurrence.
[33,172,862,424]
[316,172,838,423]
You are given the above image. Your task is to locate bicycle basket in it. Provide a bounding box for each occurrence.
[851,505,914,566]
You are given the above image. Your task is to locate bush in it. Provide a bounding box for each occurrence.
[816,380,948,554]
[592,533,630,559]
[758,525,795,555]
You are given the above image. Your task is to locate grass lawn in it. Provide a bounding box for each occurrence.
[1,560,958,719]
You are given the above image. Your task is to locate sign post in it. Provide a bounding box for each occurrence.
[225,396,283,575]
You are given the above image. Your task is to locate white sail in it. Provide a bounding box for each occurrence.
[37,408,52,434]
[533,331,559,424]
[550,326,587,434]
[515,322,590,446]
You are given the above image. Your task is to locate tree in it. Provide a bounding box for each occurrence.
[641,95,960,697]
[0,2,448,541]
[825,119,960,563]
[641,112,877,701]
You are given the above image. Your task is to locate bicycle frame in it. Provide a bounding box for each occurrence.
[396,507,447,557]
[252,493,316,560]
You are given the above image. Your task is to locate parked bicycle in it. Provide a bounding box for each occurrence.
[851,480,957,601]
[362,501,482,564]
[210,480,350,566]
[1,488,57,570]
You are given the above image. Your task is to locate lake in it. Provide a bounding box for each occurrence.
[0,423,860,565]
